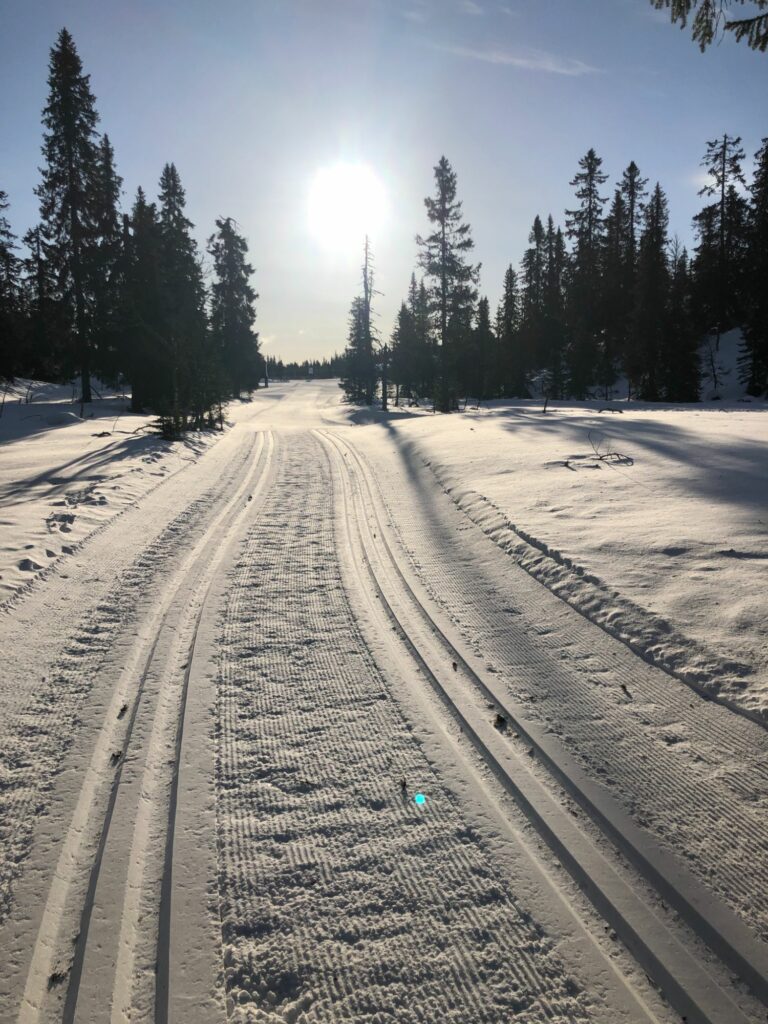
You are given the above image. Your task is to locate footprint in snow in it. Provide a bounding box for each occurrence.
[18,558,43,572]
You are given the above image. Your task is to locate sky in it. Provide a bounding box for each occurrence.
[2,0,766,363]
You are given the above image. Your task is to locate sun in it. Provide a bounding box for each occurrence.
[307,163,388,253]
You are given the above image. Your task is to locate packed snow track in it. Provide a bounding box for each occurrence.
[0,382,765,1024]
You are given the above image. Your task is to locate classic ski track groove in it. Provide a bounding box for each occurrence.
[15,428,275,1024]
[350,432,768,940]
[0,427,258,937]
[215,432,595,1024]
[318,427,764,1024]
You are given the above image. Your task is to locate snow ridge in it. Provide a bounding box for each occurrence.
[416,450,765,727]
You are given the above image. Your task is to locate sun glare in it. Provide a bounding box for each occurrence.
[307,163,388,252]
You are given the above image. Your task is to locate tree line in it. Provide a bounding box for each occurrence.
[343,138,768,411]
[0,29,263,434]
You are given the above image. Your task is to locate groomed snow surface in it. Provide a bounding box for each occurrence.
[0,379,765,1024]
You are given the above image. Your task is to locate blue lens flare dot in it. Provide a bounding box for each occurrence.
[414,792,426,806]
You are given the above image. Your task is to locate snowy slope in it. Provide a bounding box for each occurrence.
[0,380,222,605]
[376,397,768,721]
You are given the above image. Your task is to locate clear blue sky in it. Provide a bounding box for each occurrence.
[2,0,766,362]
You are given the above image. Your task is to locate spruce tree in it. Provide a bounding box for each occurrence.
[697,134,747,345]
[120,187,166,412]
[496,265,525,396]
[157,163,209,432]
[600,189,628,397]
[519,214,545,391]
[341,296,369,403]
[36,28,100,402]
[619,161,648,279]
[22,225,68,380]
[740,137,768,395]
[664,240,700,401]
[565,148,608,397]
[389,300,418,405]
[650,1,768,52]
[416,156,479,411]
[0,191,23,380]
[470,297,494,402]
[360,236,376,405]
[90,134,123,385]
[208,216,261,397]
[541,220,568,399]
[407,273,435,398]
[630,183,670,400]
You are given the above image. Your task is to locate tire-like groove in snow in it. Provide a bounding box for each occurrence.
[16,429,274,1024]
[318,428,764,1024]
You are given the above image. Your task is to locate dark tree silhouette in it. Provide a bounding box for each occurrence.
[630,183,670,400]
[0,191,23,380]
[740,137,768,394]
[36,28,101,402]
[417,156,479,411]
[651,0,768,51]
[208,216,261,396]
[565,148,608,397]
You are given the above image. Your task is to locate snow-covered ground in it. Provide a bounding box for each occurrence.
[378,397,768,721]
[0,380,765,1024]
[0,380,219,605]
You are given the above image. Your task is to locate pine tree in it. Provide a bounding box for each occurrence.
[36,28,100,402]
[157,163,210,432]
[565,148,608,397]
[90,133,123,385]
[663,240,700,400]
[740,137,768,395]
[0,191,23,380]
[416,156,479,411]
[629,183,670,400]
[208,216,261,397]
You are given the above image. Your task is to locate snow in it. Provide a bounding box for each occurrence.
[0,379,220,606]
[0,380,765,1024]
[375,395,768,721]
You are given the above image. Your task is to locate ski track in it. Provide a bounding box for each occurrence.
[216,432,592,1024]
[1,383,766,1024]
[0,431,258,932]
[356,428,768,945]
